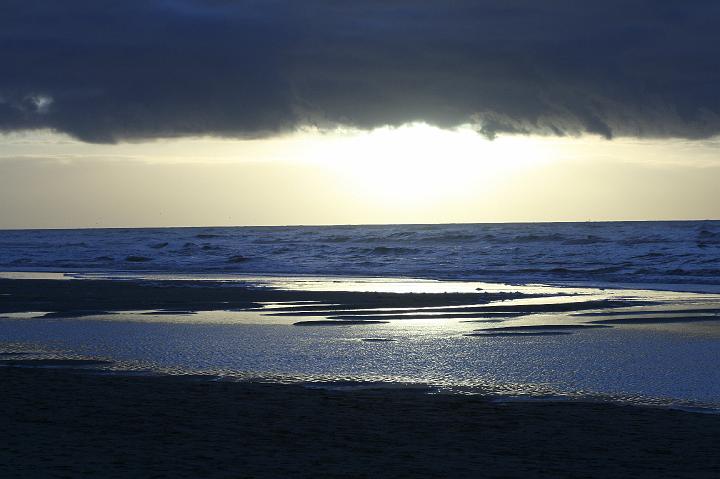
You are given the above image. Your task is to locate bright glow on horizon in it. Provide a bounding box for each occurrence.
[304,124,553,206]
[0,127,719,228]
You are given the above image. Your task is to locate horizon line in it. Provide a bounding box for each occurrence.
[1,217,719,232]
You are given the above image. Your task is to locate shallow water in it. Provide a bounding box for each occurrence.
[2,278,719,410]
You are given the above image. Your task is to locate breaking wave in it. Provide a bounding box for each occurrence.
[1,221,719,290]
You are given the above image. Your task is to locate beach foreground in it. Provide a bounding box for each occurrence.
[2,366,720,479]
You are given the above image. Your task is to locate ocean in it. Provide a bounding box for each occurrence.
[2,220,720,411]
[1,220,720,290]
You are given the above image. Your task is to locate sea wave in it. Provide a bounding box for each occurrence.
[1,221,719,289]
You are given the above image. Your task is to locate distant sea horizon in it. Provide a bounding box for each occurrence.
[3,217,720,231]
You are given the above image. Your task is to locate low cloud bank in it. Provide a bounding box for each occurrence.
[1,1,719,142]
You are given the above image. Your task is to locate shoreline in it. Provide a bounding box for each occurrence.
[2,365,720,478]
[2,275,720,410]
[3,269,720,296]
[2,272,720,476]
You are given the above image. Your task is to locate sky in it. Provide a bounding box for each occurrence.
[1,1,719,228]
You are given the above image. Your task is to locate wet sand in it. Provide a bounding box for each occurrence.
[0,278,658,328]
[2,366,719,479]
[3,276,720,477]
[0,278,527,316]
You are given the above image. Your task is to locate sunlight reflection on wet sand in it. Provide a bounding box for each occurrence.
[2,274,720,410]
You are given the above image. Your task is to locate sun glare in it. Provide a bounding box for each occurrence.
[304,124,552,206]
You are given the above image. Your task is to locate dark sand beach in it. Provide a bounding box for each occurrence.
[3,277,720,477]
[2,365,720,479]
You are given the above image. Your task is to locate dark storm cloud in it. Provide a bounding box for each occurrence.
[1,0,719,142]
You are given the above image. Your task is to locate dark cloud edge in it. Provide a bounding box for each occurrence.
[2,0,720,143]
